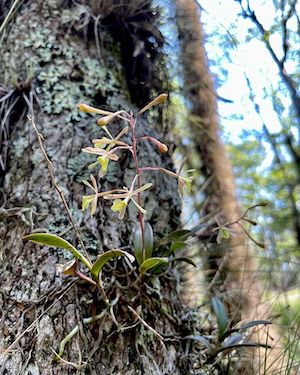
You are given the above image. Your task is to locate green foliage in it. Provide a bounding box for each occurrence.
[156,228,192,247]
[24,94,196,295]
[91,250,135,280]
[211,297,228,338]
[133,222,154,265]
[139,257,169,276]
[199,0,300,293]
[228,136,300,286]
[22,232,92,270]
[185,299,271,360]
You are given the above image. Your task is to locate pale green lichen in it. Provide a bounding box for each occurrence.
[1,1,126,123]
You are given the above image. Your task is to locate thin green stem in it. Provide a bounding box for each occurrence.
[130,113,145,256]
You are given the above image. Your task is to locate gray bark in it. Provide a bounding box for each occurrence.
[0,2,189,374]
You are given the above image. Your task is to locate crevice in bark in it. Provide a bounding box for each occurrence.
[0,84,32,194]
[62,0,168,109]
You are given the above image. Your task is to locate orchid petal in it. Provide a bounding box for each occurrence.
[82,195,95,211]
[82,180,96,192]
[130,198,147,215]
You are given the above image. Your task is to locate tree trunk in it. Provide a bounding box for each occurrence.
[175,0,286,371]
[0,2,189,374]
[175,0,251,319]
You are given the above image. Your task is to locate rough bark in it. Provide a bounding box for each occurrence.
[175,0,286,371]
[0,1,191,374]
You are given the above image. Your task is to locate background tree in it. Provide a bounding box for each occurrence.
[193,0,300,364]
[175,0,254,320]
[174,0,290,370]
[234,0,300,250]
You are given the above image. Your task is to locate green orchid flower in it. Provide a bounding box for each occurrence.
[81,174,99,216]
[103,175,152,220]
[111,198,129,220]
[87,155,111,178]
[82,127,131,177]
[82,174,125,216]
[177,170,195,197]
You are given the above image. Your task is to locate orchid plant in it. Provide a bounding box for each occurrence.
[23,94,195,302]
[79,94,194,223]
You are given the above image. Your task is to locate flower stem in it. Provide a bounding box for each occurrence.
[130,113,145,258]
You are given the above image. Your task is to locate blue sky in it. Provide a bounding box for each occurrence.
[199,0,298,143]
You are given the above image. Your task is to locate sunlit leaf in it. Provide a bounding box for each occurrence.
[212,297,228,337]
[22,233,92,270]
[91,249,135,280]
[139,257,168,275]
[173,257,197,268]
[157,229,192,247]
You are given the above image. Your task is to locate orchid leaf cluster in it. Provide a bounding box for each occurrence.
[185,297,272,358]
[22,232,135,293]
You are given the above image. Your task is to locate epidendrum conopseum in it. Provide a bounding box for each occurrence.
[22,94,195,296]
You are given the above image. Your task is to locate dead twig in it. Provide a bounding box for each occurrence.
[127,305,164,342]
[24,94,91,265]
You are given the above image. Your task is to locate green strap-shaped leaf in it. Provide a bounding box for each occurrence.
[212,342,272,358]
[157,229,192,247]
[173,257,197,268]
[212,297,228,338]
[170,241,187,253]
[184,335,211,351]
[22,233,92,270]
[238,320,272,331]
[133,222,154,265]
[225,320,272,337]
[139,257,168,276]
[91,250,135,280]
